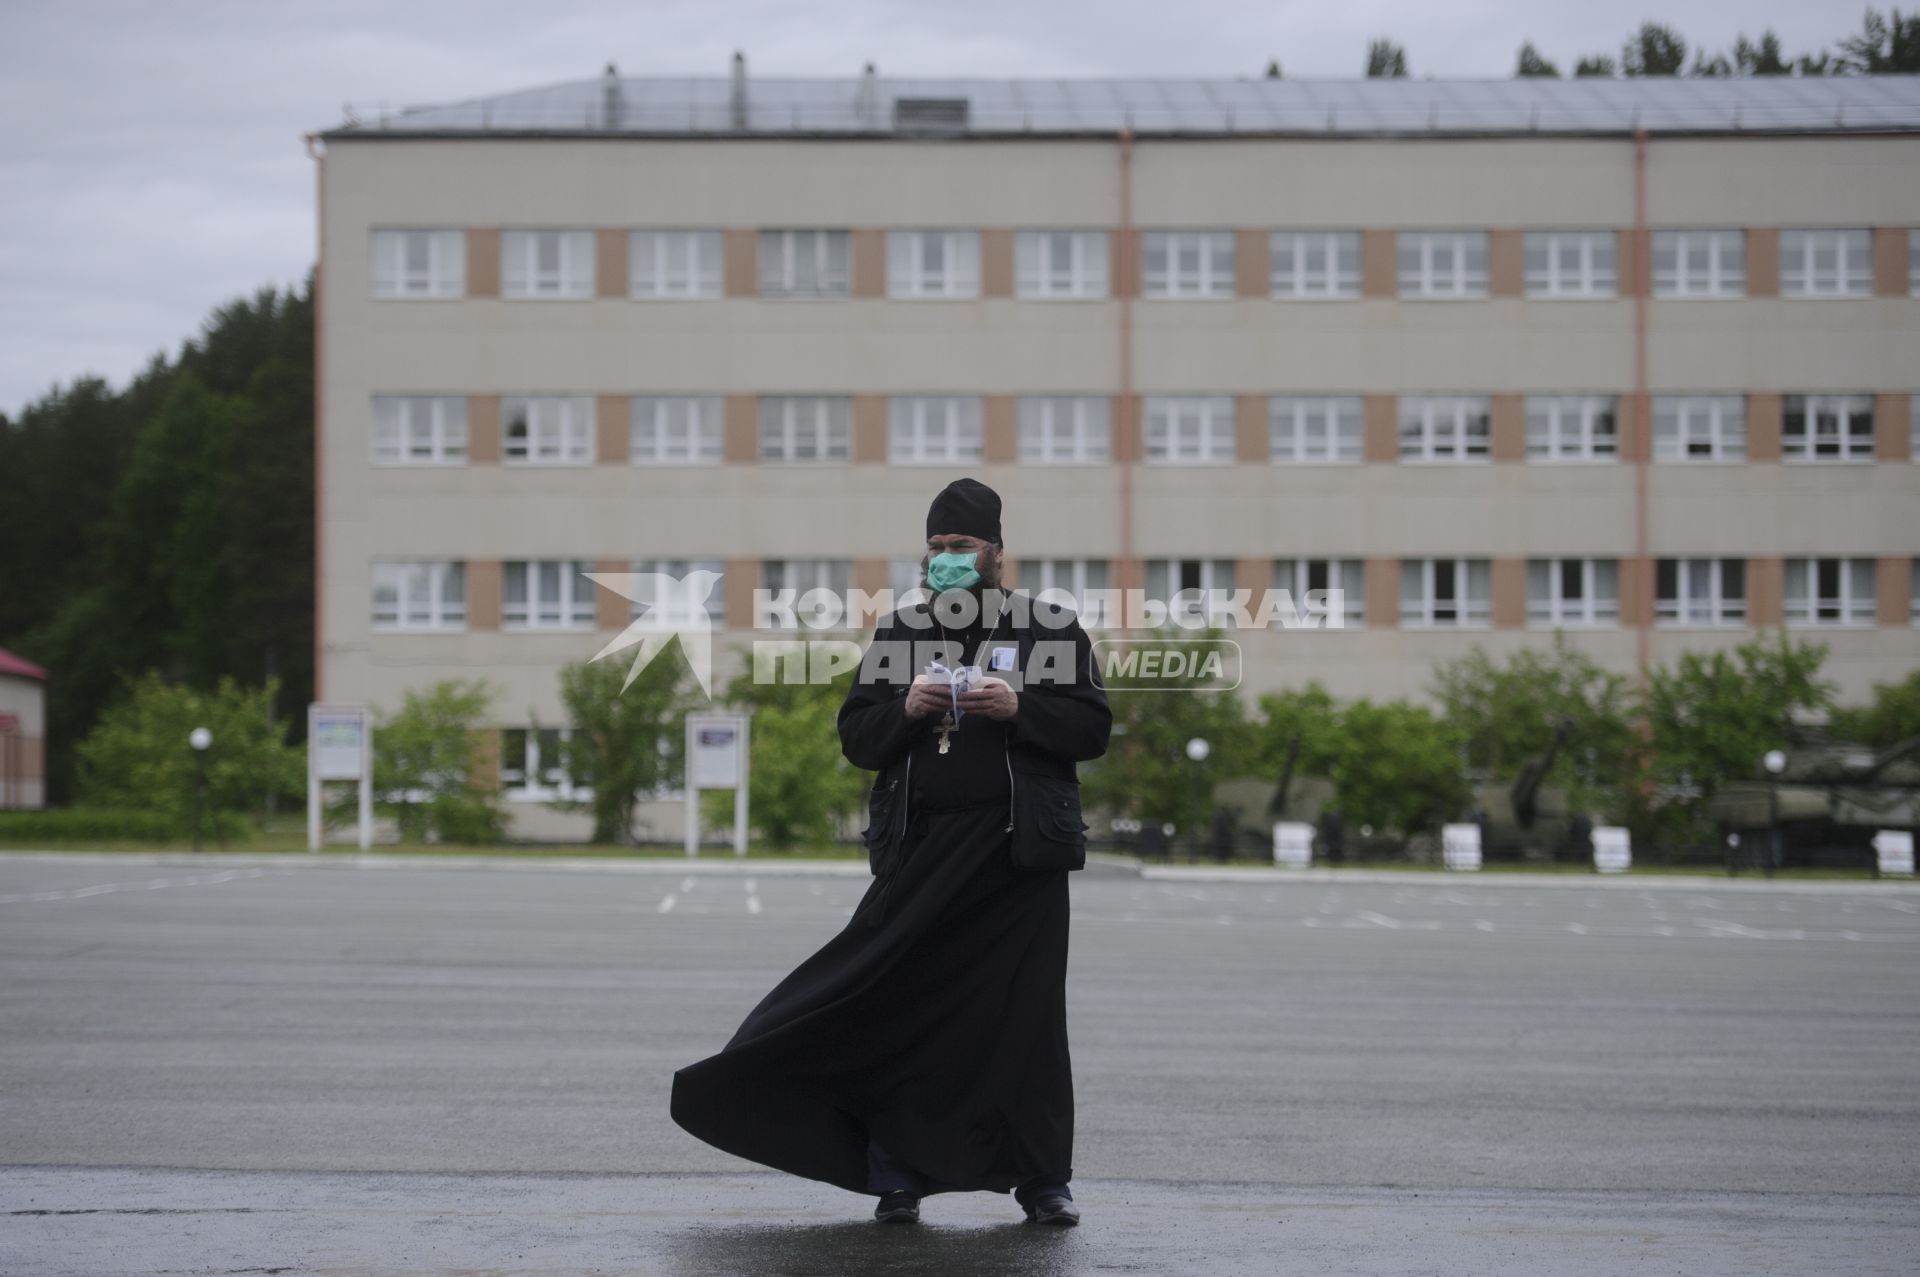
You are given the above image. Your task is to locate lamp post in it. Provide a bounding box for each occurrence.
[189,727,212,852]
[1185,736,1210,859]
[1762,748,1786,878]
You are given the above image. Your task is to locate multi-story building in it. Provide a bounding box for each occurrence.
[314,66,1920,837]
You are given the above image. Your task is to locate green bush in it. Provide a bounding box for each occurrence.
[0,807,251,844]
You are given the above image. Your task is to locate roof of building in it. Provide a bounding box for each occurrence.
[322,71,1920,141]
[0,648,47,682]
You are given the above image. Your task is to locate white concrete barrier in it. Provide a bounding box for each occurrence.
[1873,830,1914,878]
[1593,825,1631,874]
[1442,823,1482,871]
[1272,821,1314,868]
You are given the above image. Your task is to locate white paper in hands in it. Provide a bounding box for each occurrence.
[927,659,984,724]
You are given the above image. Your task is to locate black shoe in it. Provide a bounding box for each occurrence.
[1022,1192,1079,1226]
[874,1190,920,1224]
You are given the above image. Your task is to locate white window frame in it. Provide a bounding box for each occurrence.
[1270,231,1361,299]
[371,396,468,465]
[502,396,593,465]
[759,230,851,299]
[1911,396,1919,462]
[1142,231,1235,299]
[1273,558,1366,627]
[1655,558,1747,627]
[501,229,595,299]
[501,728,592,802]
[1028,558,1114,627]
[1399,396,1491,462]
[630,397,723,465]
[1780,229,1872,297]
[1912,558,1920,626]
[887,230,980,299]
[762,559,855,622]
[759,397,851,462]
[503,560,597,630]
[1018,397,1110,463]
[1400,558,1492,628]
[371,561,466,631]
[629,558,727,625]
[1782,394,1875,463]
[1397,231,1488,298]
[1270,396,1363,464]
[1652,229,1744,298]
[1526,395,1619,462]
[1784,558,1877,627]
[1144,558,1239,626]
[1653,395,1747,462]
[1015,230,1109,300]
[1910,228,1919,296]
[1525,231,1618,298]
[1526,558,1619,627]
[370,229,465,298]
[629,230,722,299]
[889,396,983,464]
[1144,396,1236,464]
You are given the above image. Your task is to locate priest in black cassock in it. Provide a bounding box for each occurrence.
[669,477,1111,1227]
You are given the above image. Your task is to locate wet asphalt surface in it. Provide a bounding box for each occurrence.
[2,851,1917,1275]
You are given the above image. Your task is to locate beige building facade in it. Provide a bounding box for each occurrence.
[315,73,1920,837]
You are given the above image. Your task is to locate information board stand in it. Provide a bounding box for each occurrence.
[685,713,751,857]
[308,704,372,852]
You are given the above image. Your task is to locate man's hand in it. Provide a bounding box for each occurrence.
[957,676,1019,722]
[903,675,949,722]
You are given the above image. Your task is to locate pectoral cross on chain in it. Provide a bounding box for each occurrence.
[934,712,956,755]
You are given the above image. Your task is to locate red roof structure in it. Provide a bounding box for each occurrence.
[0,648,48,681]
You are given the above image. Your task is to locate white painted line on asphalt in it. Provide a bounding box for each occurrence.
[657,894,678,914]
[1475,920,1495,931]
[1350,911,1401,929]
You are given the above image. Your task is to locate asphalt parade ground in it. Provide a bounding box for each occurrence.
[2,851,1917,1275]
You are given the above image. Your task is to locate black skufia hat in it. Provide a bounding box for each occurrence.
[925,477,1002,544]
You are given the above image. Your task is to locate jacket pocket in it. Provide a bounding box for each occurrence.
[862,776,900,876]
[1010,772,1088,873]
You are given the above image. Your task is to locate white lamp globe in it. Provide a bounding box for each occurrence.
[1185,737,1211,763]
[189,727,213,752]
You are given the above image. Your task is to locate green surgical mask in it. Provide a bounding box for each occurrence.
[926,551,981,592]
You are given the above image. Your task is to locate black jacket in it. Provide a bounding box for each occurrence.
[837,592,1111,874]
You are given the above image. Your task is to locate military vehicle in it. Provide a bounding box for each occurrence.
[1709,731,1920,875]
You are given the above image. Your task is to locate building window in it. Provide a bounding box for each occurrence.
[1400,558,1492,627]
[1652,229,1744,298]
[1782,394,1874,462]
[1270,396,1363,463]
[1780,229,1872,297]
[1526,395,1618,462]
[1527,558,1619,627]
[1655,558,1746,627]
[503,560,596,629]
[1028,558,1113,627]
[371,561,465,631]
[371,396,468,464]
[889,396,983,464]
[1399,396,1491,462]
[1397,231,1488,298]
[501,728,590,802]
[1270,231,1361,299]
[1015,230,1108,299]
[760,396,851,462]
[501,229,594,299]
[1525,231,1617,298]
[1653,395,1746,462]
[1912,559,1920,624]
[1144,396,1235,463]
[630,397,723,465]
[1784,558,1877,626]
[1018,396,1110,463]
[628,559,727,625]
[1144,558,1239,626]
[370,229,464,298]
[1142,231,1235,299]
[759,230,851,298]
[763,559,855,621]
[1273,558,1366,627]
[630,230,722,299]
[888,231,980,299]
[502,397,592,464]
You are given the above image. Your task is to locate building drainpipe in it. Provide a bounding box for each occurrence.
[1632,127,1650,685]
[305,131,325,705]
[1118,126,1135,634]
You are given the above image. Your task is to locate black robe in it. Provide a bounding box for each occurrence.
[669,590,1111,1197]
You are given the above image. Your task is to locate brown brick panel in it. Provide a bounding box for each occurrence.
[1489,394,1525,462]
[998,556,1019,590]
[1874,227,1910,297]
[1110,229,1139,298]
[983,395,1018,462]
[1361,230,1396,298]
[1235,395,1269,462]
[1618,227,1649,298]
[980,229,1014,297]
[468,729,502,792]
[465,229,500,297]
[596,395,629,464]
[1112,394,1142,462]
[853,558,890,615]
[1488,229,1524,298]
[1876,393,1912,461]
[724,395,759,462]
[594,558,629,630]
[852,395,888,462]
[1746,557,1783,626]
[1616,556,1652,628]
[723,229,758,297]
[1490,557,1528,627]
[1362,395,1399,462]
[1878,556,1913,627]
[467,395,501,464]
[595,229,628,298]
[467,560,502,630]
[1617,392,1652,464]
[1235,557,1270,598]
[850,228,886,297]
[1746,228,1780,297]
[1364,557,1401,628]
[724,559,759,630]
[1235,229,1270,298]
[1747,393,1782,462]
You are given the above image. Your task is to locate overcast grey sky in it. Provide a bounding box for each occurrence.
[0,0,1857,418]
